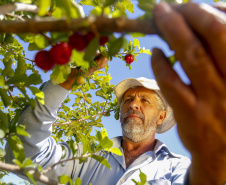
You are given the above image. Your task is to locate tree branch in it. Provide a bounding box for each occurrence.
[0,162,62,185]
[0,16,159,35]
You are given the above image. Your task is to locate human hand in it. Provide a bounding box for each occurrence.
[151,2,226,185]
[59,54,108,90]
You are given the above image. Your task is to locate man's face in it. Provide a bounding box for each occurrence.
[120,87,162,142]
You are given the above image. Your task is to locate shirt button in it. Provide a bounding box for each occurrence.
[120,179,125,183]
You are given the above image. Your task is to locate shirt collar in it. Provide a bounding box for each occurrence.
[111,136,181,159]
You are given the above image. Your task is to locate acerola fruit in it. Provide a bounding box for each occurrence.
[125,54,134,64]
[49,42,72,65]
[86,32,95,42]
[76,76,85,84]
[34,50,55,71]
[100,36,109,46]
[69,32,88,51]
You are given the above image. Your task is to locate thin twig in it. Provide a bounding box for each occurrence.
[53,110,113,126]
[7,90,23,109]
[0,162,62,185]
[0,43,34,62]
[82,88,88,116]
[42,152,94,175]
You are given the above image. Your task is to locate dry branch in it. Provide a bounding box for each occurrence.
[0,162,62,185]
[0,16,159,35]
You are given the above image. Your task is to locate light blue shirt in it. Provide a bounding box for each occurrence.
[5,81,190,185]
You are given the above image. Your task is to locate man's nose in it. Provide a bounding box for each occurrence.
[129,99,140,110]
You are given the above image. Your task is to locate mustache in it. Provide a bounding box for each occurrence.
[121,110,145,122]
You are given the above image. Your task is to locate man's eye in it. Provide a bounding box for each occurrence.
[124,99,131,103]
[143,99,150,103]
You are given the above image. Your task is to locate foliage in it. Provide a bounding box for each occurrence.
[0,0,217,184]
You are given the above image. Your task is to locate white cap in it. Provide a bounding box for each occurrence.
[113,77,176,134]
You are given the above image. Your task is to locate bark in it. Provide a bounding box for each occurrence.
[0,16,159,35]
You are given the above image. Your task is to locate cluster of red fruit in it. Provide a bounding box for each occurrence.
[34,32,109,71]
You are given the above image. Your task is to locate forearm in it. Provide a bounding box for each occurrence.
[6,81,69,161]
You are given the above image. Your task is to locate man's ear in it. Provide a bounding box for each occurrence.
[156,110,166,126]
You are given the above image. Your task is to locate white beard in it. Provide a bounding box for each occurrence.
[121,115,157,143]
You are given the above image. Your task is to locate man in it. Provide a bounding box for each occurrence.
[5,1,226,185]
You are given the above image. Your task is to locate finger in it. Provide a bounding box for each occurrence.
[96,55,109,69]
[153,2,223,99]
[175,3,226,81]
[151,48,195,112]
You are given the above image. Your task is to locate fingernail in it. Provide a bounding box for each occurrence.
[154,2,172,16]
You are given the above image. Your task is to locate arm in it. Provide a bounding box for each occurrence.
[5,55,108,179]
[152,2,226,185]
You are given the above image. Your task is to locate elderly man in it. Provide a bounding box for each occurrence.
[6,70,190,184]
[6,1,226,185]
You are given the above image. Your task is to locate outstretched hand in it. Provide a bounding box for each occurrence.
[151,2,226,185]
[59,54,108,90]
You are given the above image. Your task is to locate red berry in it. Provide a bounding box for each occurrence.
[69,32,88,51]
[86,32,95,42]
[125,54,134,64]
[49,42,72,65]
[34,50,55,71]
[100,36,109,46]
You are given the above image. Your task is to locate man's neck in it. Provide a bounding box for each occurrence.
[122,136,156,168]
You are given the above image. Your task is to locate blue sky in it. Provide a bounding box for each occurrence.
[2,0,216,183]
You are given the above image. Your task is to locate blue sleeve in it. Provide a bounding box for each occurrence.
[5,81,74,180]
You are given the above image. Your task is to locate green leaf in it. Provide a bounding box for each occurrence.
[7,135,25,162]
[38,0,51,16]
[0,147,6,157]
[80,135,89,155]
[0,89,11,107]
[0,75,5,87]
[28,86,45,105]
[84,37,99,61]
[55,0,72,18]
[91,154,111,169]
[120,0,134,13]
[0,110,9,130]
[80,0,97,6]
[50,65,71,85]
[114,110,119,120]
[85,97,92,104]
[97,137,113,150]
[133,39,140,49]
[0,129,5,139]
[27,73,42,85]
[104,0,117,7]
[15,55,27,76]
[109,148,122,156]
[25,172,37,185]
[74,177,82,185]
[2,58,13,78]
[16,125,30,137]
[5,74,27,85]
[59,175,72,185]
[140,49,151,55]
[71,50,90,70]
[108,36,124,56]
[4,34,14,43]
[130,32,145,37]
[34,35,49,49]
[140,170,147,184]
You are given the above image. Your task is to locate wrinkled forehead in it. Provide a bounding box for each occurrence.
[122,86,156,100]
